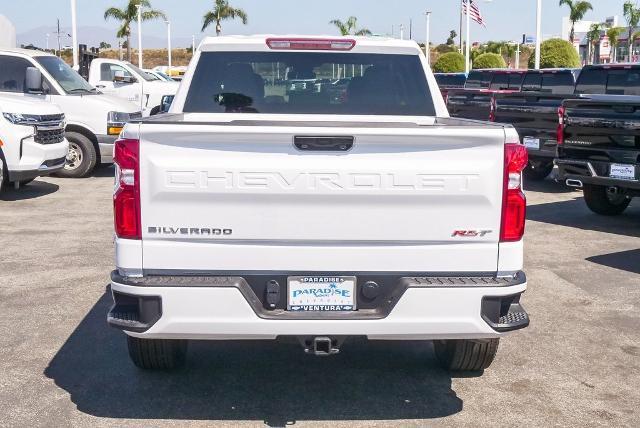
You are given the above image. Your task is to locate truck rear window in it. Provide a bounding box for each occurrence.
[521,72,575,94]
[489,73,524,90]
[575,68,640,96]
[435,74,466,88]
[183,52,435,116]
[465,71,493,89]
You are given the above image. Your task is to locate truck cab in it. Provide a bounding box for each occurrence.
[0,48,141,177]
[0,93,68,191]
[88,58,179,116]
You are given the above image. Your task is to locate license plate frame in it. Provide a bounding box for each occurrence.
[523,137,540,150]
[609,163,636,181]
[287,276,357,312]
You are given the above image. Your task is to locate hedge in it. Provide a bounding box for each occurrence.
[433,52,465,73]
[472,53,506,69]
[528,38,580,69]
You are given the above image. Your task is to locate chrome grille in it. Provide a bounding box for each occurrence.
[35,128,65,145]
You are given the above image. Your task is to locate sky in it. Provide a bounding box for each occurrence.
[0,0,633,46]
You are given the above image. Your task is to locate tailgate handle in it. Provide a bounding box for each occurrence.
[294,136,354,151]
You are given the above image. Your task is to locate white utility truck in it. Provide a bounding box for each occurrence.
[108,36,530,372]
[87,58,179,116]
[0,48,141,177]
[0,91,68,191]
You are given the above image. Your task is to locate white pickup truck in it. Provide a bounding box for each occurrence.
[0,48,141,178]
[87,58,179,116]
[0,91,68,191]
[108,36,530,372]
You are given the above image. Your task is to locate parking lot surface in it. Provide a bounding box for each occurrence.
[0,170,639,427]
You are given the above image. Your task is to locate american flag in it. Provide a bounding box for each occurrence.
[463,0,486,27]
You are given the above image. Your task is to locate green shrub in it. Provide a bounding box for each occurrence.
[472,53,506,69]
[528,38,580,69]
[433,52,465,73]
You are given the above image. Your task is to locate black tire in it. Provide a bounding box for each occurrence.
[524,160,554,181]
[0,152,6,191]
[434,339,499,372]
[127,336,188,370]
[19,178,35,186]
[56,131,97,178]
[583,184,631,216]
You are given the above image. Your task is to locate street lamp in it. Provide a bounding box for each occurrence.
[165,20,172,69]
[70,0,78,69]
[136,3,143,68]
[425,11,432,64]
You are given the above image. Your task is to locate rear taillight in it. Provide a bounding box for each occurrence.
[113,138,141,240]
[489,96,497,122]
[500,143,528,242]
[266,38,356,51]
[556,106,565,146]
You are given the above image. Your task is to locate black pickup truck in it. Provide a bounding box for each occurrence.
[434,72,467,100]
[492,68,580,180]
[557,94,639,215]
[446,69,526,121]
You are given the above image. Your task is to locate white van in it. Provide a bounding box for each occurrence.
[0,49,141,177]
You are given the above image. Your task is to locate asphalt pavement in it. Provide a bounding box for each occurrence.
[0,168,638,427]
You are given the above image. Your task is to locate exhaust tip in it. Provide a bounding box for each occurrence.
[566,179,583,188]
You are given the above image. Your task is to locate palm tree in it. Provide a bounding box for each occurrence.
[104,0,166,62]
[606,26,625,62]
[559,0,593,44]
[330,17,372,36]
[624,1,640,60]
[586,23,602,64]
[202,0,248,36]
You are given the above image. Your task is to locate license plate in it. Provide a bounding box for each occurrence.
[610,163,636,180]
[523,137,540,150]
[287,276,356,311]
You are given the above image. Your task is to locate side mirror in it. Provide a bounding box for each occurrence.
[113,70,135,84]
[160,95,174,113]
[26,67,43,93]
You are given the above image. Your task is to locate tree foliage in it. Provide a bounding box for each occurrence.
[472,53,506,69]
[202,0,248,35]
[446,30,457,46]
[528,38,580,68]
[330,16,371,36]
[559,0,593,43]
[624,1,640,54]
[104,0,166,61]
[432,52,465,73]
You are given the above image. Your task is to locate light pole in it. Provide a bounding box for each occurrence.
[136,4,143,68]
[192,35,196,54]
[425,11,432,64]
[535,0,542,69]
[465,0,471,73]
[165,20,172,69]
[70,0,78,69]
[400,24,405,40]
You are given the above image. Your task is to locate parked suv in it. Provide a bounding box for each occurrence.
[0,48,141,177]
[0,91,68,191]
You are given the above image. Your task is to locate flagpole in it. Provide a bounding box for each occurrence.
[465,1,471,73]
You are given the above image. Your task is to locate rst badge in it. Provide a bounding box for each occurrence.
[452,230,493,238]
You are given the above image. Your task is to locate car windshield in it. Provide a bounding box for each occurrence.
[127,62,155,82]
[35,56,96,94]
[184,51,435,116]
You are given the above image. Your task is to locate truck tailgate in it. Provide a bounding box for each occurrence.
[137,120,506,273]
